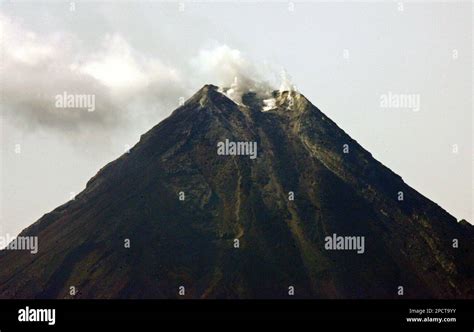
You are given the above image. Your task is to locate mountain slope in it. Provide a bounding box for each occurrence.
[0,84,472,299]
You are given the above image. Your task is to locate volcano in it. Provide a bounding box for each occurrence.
[0,84,472,299]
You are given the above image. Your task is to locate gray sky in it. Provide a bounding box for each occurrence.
[0,0,472,240]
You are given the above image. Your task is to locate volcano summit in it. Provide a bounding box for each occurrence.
[0,84,472,299]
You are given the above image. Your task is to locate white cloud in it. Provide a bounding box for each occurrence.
[77,34,181,94]
[0,13,186,138]
[1,14,58,66]
[78,34,148,90]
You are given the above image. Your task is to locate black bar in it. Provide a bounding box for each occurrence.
[0,299,472,330]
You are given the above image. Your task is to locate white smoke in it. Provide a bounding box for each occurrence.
[279,69,296,93]
[191,44,274,104]
[225,77,244,104]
